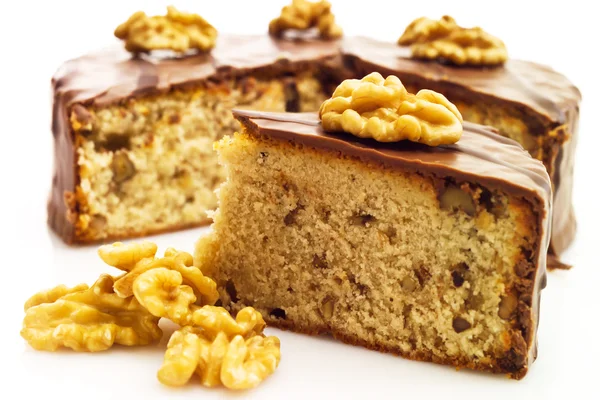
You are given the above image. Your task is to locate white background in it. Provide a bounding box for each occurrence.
[2,1,599,399]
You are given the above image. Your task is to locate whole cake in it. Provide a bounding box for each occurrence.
[48,8,579,266]
[194,101,550,379]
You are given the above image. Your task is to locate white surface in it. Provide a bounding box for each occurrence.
[2,1,599,399]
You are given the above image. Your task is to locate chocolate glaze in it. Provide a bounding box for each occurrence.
[50,34,579,256]
[52,34,340,109]
[233,109,550,377]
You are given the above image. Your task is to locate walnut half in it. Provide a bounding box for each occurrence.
[269,0,342,40]
[21,274,162,352]
[319,72,463,146]
[398,16,507,66]
[115,6,217,53]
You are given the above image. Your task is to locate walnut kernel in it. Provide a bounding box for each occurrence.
[319,72,463,146]
[398,16,507,66]
[398,16,458,46]
[115,6,217,53]
[157,319,280,389]
[21,274,161,352]
[269,0,342,39]
[111,150,136,184]
[98,241,158,271]
[498,292,519,320]
[439,186,476,215]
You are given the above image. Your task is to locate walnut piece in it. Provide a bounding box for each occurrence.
[190,306,266,340]
[114,6,217,53]
[133,267,198,326]
[99,242,218,305]
[398,16,458,46]
[157,325,281,389]
[24,283,88,311]
[126,248,218,308]
[133,264,260,332]
[269,0,342,40]
[319,72,463,146]
[21,274,162,352]
[22,240,281,391]
[398,16,507,66]
[98,241,157,270]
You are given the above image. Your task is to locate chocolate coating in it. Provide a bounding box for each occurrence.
[52,34,340,109]
[233,109,550,376]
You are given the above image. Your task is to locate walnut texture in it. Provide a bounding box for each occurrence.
[319,72,463,146]
[398,16,458,46]
[114,6,217,53]
[98,241,158,270]
[24,283,89,311]
[157,326,281,389]
[269,0,342,40]
[398,16,507,66]
[21,274,162,352]
[99,242,218,305]
[21,241,281,390]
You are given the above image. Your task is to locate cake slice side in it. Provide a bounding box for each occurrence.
[195,111,550,379]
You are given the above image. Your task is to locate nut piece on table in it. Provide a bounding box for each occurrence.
[157,325,281,390]
[98,241,157,271]
[398,16,507,66]
[21,274,162,352]
[220,335,282,390]
[114,6,217,53]
[101,243,218,304]
[24,283,89,311]
[319,72,463,146]
[133,267,199,326]
[125,247,218,304]
[190,305,266,339]
[269,0,342,40]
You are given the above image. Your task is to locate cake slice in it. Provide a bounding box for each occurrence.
[195,110,550,379]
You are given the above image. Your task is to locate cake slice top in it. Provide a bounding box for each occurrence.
[53,34,340,108]
[233,110,551,206]
[343,37,581,126]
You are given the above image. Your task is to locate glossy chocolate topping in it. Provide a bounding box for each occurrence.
[343,37,581,126]
[52,34,581,125]
[233,109,550,373]
[52,34,341,108]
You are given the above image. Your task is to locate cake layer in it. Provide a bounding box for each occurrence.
[195,110,551,379]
